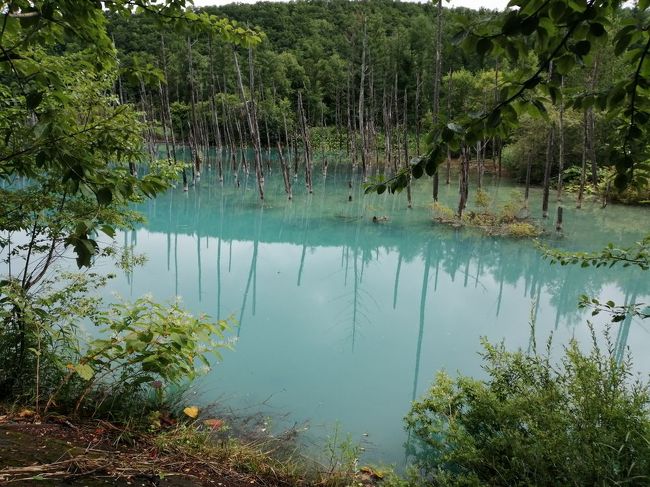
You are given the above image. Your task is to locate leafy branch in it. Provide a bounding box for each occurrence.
[541,235,650,270]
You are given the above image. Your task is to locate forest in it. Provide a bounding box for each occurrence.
[107,0,649,209]
[1,0,650,486]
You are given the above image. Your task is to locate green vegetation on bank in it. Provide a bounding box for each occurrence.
[405,328,650,486]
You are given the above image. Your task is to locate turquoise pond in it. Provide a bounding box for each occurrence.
[105,156,649,467]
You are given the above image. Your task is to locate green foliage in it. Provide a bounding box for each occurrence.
[57,295,232,414]
[323,422,363,486]
[502,111,584,184]
[578,295,650,323]
[366,0,650,195]
[474,188,491,209]
[499,189,525,220]
[1,1,258,267]
[406,330,650,486]
[0,0,250,416]
[542,235,650,270]
[0,267,232,417]
[505,221,539,238]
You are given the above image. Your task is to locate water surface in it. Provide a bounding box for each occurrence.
[111,159,650,467]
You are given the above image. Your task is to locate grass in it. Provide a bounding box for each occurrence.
[0,403,390,486]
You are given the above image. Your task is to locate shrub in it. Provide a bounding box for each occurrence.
[505,222,540,238]
[0,269,231,419]
[405,330,650,486]
[474,188,491,210]
[430,202,456,222]
[499,190,525,221]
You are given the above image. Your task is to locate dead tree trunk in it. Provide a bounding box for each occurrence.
[233,49,264,199]
[187,38,201,179]
[577,110,588,209]
[588,58,600,187]
[432,0,443,200]
[208,35,224,182]
[524,150,532,209]
[297,91,313,193]
[415,69,422,154]
[556,76,565,201]
[277,142,292,200]
[542,125,555,218]
[458,145,469,218]
[358,17,368,182]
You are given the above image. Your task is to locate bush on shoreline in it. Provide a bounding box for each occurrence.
[405,328,650,486]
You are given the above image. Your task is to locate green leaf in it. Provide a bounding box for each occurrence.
[476,38,493,57]
[26,91,43,110]
[96,187,112,206]
[549,2,566,22]
[501,12,521,36]
[100,225,115,238]
[520,16,539,35]
[615,34,632,56]
[75,363,94,381]
[412,162,424,179]
[555,54,575,75]
[571,40,591,57]
[589,22,606,37]
[487,109,501,128]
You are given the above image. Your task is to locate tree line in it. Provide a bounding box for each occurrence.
[107,0,648,209]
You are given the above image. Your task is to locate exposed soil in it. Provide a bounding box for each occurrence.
[0,416,281,486]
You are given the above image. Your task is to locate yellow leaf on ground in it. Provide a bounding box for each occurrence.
[183,406,199,419]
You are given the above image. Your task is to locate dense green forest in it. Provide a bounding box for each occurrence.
[107,0,648,207]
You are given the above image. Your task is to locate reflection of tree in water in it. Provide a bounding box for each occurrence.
[330,231,379,352]
[412,241,432,402]
[135,170,648,356]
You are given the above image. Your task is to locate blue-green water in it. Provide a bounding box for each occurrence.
[112,159,650,467]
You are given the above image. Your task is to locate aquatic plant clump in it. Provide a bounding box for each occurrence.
[430,201,543,238]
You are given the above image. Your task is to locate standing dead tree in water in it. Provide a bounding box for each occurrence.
[297,91,314,194]
[542,62,555,219]
[458,145,469,218]
[432,0,443,201]
[277,141,292,200]
[208,34,224,183]
[542,125,555,218]
[446,70,453,186]
[556,75,565,201]
[233,48,264,200]
[578,58,599,209]
[187,38,202,181]
[358,17,369,183]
